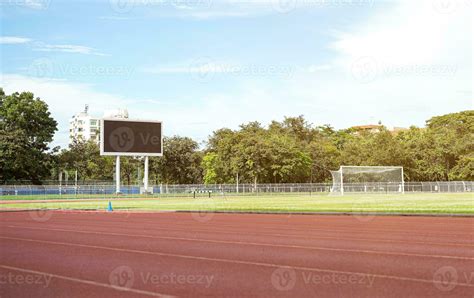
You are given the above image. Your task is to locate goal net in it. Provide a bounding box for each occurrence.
[330,166,404,195]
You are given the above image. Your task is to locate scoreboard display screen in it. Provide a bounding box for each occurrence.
[100,119,163,156]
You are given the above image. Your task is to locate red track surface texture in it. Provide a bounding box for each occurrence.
[0,211,473,297]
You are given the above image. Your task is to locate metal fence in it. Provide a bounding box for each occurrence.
[0,181,472,198]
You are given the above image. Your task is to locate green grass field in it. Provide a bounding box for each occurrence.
[1,193,473,215]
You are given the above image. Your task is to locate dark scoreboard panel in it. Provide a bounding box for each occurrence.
[100,119,162,156]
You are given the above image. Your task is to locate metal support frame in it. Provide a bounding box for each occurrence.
[144,156,149,194]
[340,170,344,196]
[401,167,405,194]
[115,156,121,194]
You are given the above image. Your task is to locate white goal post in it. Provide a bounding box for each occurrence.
[330,166,405,195]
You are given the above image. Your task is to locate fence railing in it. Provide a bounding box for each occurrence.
[0,181,472,198]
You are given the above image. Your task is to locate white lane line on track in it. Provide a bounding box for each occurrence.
[0,265,175,298]
[5,225,474,261]
[1,235,474,288]
[46,213,472,238]
[8,209,471,238]
[8,218,473,248]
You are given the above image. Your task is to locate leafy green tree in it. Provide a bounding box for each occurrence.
[397,111,473,181]
[151,136,202,184]
[307,139,340,182]
[121,157,142,185]
[426,111,473,181]
[202,152,219,184]
[0,89,58,183]
[58,140,114,182]
[266,133,312,183]
[205,128,241,183]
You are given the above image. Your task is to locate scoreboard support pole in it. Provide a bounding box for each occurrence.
[144,156,149,194]
[116,156,121,194]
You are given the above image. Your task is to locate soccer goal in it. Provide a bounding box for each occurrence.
[330,166,404,195]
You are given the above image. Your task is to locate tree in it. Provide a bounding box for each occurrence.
[425,111,474,181]
[205,128,241,183]
[202,152,219,184]
[395,111,474,181]
[307,138,340,182]
[121,157,142,185]
[58,140,114,182]
[0,89,58,183]
[151,136,202,184]
[266,133,312,183]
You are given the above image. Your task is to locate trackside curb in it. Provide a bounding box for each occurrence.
[1,208,471,218]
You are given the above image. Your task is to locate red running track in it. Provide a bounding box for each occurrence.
[0,211,473,297]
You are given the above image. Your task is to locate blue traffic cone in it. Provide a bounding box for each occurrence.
[107,201,113,212]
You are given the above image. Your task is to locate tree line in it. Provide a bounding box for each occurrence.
[1,89,472,185]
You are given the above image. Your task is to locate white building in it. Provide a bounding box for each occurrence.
[69,105,101,145]
[69,106,130,146]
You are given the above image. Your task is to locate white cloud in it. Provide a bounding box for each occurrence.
[33,44,106,56]
[330,0,471,73]
[0,36,32,44]
[142,61,239,74]
[108,1,282,19]
[282,0,472,126]
[0,36,105,55]
[19,0,51,10]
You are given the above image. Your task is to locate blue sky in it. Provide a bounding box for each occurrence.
[1,0,472,148]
